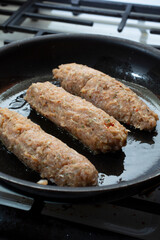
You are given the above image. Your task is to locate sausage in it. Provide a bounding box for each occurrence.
[25,82,128,153]
[53,63,159,131]
[0,108,98,187]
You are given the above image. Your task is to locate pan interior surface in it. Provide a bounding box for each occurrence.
[0,76,160,189]
[0,34,160,199]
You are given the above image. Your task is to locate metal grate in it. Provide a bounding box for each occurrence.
[0,0,160,39]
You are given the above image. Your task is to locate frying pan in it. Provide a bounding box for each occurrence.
[0,33,160,202]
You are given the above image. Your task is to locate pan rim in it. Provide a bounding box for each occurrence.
[0,32,160,59]
[0,33,160,197]
[0,167,160,194]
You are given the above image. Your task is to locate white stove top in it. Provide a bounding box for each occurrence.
[0,0,160,47]
[48,0,160,46]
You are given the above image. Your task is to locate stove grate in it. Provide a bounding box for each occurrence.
[0,0,160,40]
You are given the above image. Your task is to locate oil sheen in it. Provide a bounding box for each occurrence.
[0,77,160,187]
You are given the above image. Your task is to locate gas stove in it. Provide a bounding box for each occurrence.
[0,0,160,47]
[0,1,160,240]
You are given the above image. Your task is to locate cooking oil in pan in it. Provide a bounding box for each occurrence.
[0,77,160,187]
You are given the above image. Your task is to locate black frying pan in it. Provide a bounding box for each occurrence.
[0,33,160,202]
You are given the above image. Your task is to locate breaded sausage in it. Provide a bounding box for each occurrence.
[0,108,98,187]
[25,82,128,153]
[53,63,158,131]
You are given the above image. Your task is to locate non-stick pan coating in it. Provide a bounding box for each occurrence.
[0,34,160,202]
